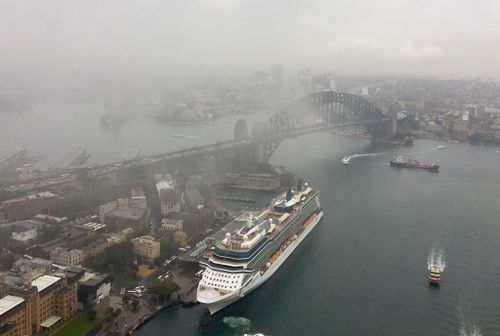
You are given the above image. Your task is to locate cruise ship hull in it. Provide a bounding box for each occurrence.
[203,210,323,314]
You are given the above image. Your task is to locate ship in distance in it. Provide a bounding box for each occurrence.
[390,156,439,171]
[196,180,323,314]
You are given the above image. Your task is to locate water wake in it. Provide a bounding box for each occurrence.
[459,324,482,336]
[427,247,446,272]
[342,153,380,164]
[223,316,252,331]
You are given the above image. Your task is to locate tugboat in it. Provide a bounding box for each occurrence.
[428,266,441,286]
[390,156,439,171]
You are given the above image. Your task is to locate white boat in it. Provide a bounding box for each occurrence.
[197,182,323,314]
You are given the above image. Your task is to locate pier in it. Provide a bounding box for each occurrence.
[215,195,255,203]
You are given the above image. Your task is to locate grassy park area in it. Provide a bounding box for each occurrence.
[51,312,102,336]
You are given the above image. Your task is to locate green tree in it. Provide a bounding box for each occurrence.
[38,224,61,243]
[148,278,180,300]
[86,309,97,321]
[159,239,176,261]
[88,242,137,279]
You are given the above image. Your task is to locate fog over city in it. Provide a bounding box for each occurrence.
[2,2,500,336]
[1,0,500,81]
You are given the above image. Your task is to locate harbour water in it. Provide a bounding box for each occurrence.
[0,103,268,168]
[136,134,500,336]
[3,106,500,335]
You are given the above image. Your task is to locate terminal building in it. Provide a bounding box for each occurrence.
[215,173,280,190]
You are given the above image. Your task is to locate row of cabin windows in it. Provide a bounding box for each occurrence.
[206,282,237,289]
[205,271,239,280]
[207,277,238,284]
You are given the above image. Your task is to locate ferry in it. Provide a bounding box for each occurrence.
[429,266,441,286]
[390,156,439,171]
[196,181,323,314]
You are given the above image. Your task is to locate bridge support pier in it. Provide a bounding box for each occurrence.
[391,118,397,136]
[255,143,267,163]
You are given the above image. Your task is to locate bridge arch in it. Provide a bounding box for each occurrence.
[257,91,392,161]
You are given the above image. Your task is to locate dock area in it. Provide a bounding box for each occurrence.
[215,195,255,203]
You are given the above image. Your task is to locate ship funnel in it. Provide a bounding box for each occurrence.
[286,188,292,201]
[246,215,253,228]
[297,178,303,192]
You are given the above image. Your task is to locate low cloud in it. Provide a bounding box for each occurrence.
[391,40,445,62]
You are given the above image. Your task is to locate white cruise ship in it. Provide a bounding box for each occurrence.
[196,181,323,314]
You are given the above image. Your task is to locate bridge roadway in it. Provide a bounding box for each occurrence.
[87,139,251,177]
[5,118,390,194]
[3,90,392,193]
[88,119,389,176]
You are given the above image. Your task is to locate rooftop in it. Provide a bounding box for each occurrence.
[81,222,106,231]
[132,235,158,244]
[0,295,24,316]
[130,187,145,197]
[80,273,110,287]
[31,275,61,292]
[106,206,147,220]
[156,180,174,191]
[40,315,61,328]
[3,191,59,204]
[11,229,38,242]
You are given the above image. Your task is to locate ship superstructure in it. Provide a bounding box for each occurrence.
[390,156,439,171]
[197,181,323,314]
[429,266,441,286]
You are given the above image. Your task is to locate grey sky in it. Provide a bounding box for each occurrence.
[1,0,499,78]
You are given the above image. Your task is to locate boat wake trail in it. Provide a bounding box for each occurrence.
[427,247,446,272]
[223,316,252,332]
[459,324,482,336]
[342,153,380,165]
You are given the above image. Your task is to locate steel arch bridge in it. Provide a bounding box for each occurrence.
[253,91,393,161]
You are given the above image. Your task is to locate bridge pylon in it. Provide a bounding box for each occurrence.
[234,119,249,141]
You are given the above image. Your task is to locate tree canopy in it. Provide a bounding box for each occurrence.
[38,224,61,243]
[88,241,137,278]
[148,278,180,300]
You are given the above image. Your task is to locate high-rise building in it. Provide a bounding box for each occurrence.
[329,80,337,92]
